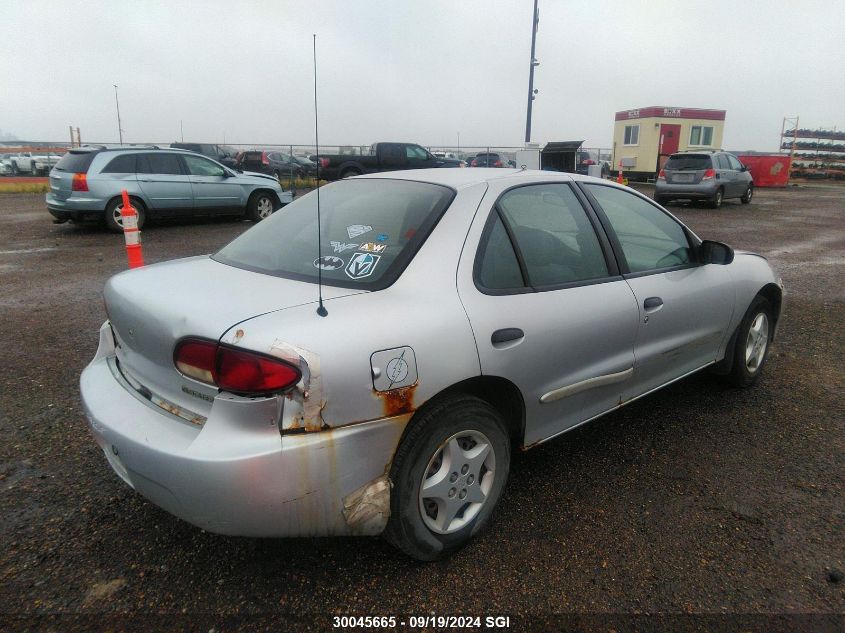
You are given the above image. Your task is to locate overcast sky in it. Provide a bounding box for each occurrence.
[2,0,842,151]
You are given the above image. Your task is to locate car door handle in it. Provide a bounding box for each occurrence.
[643,297,663,312]
[491,328,524,344]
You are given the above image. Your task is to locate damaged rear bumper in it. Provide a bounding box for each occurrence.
[80,322,407,537]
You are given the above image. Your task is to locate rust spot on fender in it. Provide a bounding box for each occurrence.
[376,383,417,418]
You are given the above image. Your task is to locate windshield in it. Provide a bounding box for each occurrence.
[665,155,712,170]
[213,179,455,290]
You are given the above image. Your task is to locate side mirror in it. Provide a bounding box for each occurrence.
[740,164,748,172]
[699,240,734,265]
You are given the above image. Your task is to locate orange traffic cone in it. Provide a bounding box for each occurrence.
[617,162,624,185]
[120,189,144,269]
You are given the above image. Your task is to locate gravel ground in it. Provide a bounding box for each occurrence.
[0,186,842,630]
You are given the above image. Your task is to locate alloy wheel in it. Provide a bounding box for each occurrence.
[745,312,769,373]
[256,196,274,219]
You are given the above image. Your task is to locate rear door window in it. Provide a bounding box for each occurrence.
[497,184,609,287]
[477,215,526,290]
[715,155,730,170]
[137,153,185,175]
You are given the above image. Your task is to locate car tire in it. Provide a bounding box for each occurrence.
[11,162,18,176]
[384,394,511,561]
[248,191,276,222]
[710,187,724,209]
[272,170,281,181]
[341,169,361,179]
[655,195,670,206]
[741,185,753,204]
[105,197,146,233]
[31,163,39,176]
[726,295,773,387]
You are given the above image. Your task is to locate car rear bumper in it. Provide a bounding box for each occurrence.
[46,192,104,220]
[80,322,405,538]
[654,180,718,199]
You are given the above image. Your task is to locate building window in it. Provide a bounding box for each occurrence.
[689,125,714,146]
[623,125,639,146]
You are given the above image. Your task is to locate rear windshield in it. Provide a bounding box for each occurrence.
[54,151,98,172]
[213,179,455,290]
[475,154,500,160]
[665,155,712,170]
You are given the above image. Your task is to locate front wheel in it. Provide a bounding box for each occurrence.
[726,295,772,387]
[654,195,670,206]
[385,394,511,561]
[248,191,276,222]
[741,185,753,204]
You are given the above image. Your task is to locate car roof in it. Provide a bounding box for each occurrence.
[357,168,591,190]
[67,146,194,155]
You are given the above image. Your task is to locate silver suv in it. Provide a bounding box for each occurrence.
[46,146,293,231]
[655,150,753,208]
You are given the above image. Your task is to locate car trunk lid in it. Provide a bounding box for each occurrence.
[104,256,363,418]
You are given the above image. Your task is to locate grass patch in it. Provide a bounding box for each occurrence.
[278,176,328,189]
[0,182,49,193]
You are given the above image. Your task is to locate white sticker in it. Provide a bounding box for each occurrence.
[358,242,387,253]
[345,252,381,279]
[330,241,358,253]
[313,256,344,270]
[347,224,373,239]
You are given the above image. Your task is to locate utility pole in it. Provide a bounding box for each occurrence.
[113,85,123,145]
[524,0,540,143]
[180,120,184,142]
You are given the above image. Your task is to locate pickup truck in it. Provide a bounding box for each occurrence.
[8,152,62,175]
[314,142,463,180]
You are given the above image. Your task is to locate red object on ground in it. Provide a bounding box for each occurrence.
[617,162,624,184]
[737,155,792,187]
[120,189,144,268]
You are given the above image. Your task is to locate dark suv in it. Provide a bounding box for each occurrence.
[170,143,238,168]
[469,152,508,167]
[235,150,318,180]
[655,150,753,208]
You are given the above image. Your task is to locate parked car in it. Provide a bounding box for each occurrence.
[655,150,753,208]
[469,152,508,167]
[46,146,292,231]
[80,169,783,560]
[0,153,12,176]
[575,150,610,178]
[235,150,318,180]
[7,151,61,175]
[314,142,464,180]
[170,143,239,168]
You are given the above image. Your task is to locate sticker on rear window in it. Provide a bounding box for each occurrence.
[346,224,373,239]
[330,241,358,253]
[313,256,344,270]
[376,233,389,242]
[345,252,381,279]
[358,242,387,253]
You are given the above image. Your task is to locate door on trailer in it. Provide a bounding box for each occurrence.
[657,124,681,172]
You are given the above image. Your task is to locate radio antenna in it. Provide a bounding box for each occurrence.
[313,34,327,317]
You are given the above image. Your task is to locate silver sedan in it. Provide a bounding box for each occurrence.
[81,168,783,560]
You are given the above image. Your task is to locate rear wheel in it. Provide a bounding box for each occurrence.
[655,195,670,206]
[105,197,146,232]
[385,394,510,561]
[248,191,276,222]
[710,187,724,209]
[741,185,753,204]
[11,162,18,176]
[341,169,361,179]
[272,170,281,181]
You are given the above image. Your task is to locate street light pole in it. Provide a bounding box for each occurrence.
[113,84,123,145]
[524,0,540,143]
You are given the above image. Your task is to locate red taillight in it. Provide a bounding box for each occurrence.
[261,151,269,165]
[318,157,330,168]
[174,338,301,395]
[494,160,503,167]
[470,159,477,166]
[658,169,666,180]
[71,172,88,191]
[702,168,716,180]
